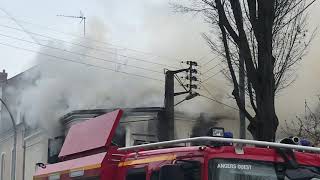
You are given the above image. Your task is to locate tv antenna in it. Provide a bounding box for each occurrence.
[57,11,86,36]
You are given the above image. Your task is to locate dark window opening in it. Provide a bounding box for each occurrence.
[126,167,146,180]
[150,171,159,180]
[176,160,201,180]
[112,124,126,147]
[48,136,64,164]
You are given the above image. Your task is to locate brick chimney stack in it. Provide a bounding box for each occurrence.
[0,69,8,83]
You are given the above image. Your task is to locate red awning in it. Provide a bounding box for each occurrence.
[59,109,123,158]
[35,152,106,177]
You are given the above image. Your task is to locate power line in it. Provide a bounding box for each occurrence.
[0,7,40,45]
[174,74,188,92]
[199,94,238,111]
[0,41,165,82]
[0,32,164,74]
[0,12,177,72]
[0,16,182,64]
[0,24,179,69]
[197,52,213,64]
[199,84,238,111]
[201,84,216,99]
[201,69,224,83]
[201,62,221,75]
[201,54,219,66]
[202,84,254,111]
[278,0,317,30]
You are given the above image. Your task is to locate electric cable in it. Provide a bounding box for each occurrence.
[0,24,180,69]
[0,32,164,74]
[0,41,165,82]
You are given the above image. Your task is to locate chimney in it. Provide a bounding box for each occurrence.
[0,69,8,83]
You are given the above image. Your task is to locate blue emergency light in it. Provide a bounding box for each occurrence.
[223,131,233,138]
[300,139,312,146]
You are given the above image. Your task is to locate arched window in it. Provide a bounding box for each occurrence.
[0,153,5,180]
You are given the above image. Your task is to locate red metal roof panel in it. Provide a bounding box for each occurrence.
[35,152,107,176]
[59,109,123,158]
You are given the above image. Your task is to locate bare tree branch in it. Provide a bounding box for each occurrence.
[174,0,317,140]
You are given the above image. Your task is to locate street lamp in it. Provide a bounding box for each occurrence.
[0,98,16,180]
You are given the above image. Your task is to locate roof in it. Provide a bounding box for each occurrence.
[4,65,38,82]
[35,152,106,177]
[58,110,123,158]
[59,107,164,124]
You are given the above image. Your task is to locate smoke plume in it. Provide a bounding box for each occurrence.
[16,19,164,135]
[5,1,238,136]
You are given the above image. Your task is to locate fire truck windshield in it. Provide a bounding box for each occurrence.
[208,159,320,180]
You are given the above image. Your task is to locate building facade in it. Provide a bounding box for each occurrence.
[0,69,238,180]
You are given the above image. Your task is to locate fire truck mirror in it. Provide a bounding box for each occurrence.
[159,165,185,180]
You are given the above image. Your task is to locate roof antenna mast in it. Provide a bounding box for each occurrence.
[57,11,86,37]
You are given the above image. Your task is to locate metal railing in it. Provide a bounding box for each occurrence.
[118,136,320,153]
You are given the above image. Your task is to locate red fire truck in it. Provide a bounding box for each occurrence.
[34,109,320,180]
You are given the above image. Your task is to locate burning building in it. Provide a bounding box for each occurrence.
[0,68,237,180]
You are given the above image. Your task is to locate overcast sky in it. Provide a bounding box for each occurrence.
[0,0,212,77]
[1,0,320,127]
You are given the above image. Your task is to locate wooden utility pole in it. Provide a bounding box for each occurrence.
[160,61,199,141]
[162,71,175,141]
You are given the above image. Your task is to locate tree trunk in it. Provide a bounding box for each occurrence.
[248,87,279,141]
[246,0,278,141]
[249,45,279,141]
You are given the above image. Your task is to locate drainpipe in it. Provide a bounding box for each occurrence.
[22,122,26,180]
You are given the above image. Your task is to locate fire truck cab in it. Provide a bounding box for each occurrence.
[34,110,320,180]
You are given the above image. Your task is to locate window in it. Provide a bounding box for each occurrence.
[155,160,201,180]
[208,159,320,180]
[209,159,278,180]
[48,173,60,180]
[177,160,201,180]
[126,168,146,180]
[0,153,5,180]
[48,136,64,164]
[150,171,159,180]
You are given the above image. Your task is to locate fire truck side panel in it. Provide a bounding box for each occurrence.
[207,146,320,166]
[113,147,205,180]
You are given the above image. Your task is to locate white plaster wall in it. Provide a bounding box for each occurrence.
[24,132,48,180]
[0,125,25,180]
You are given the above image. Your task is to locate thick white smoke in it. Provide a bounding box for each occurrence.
[7,1,237,136]
[17,19,165,135]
